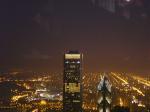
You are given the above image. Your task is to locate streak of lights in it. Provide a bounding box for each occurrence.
[111,72,128,84]
[138,103,146,107]
[32,109,38,112]
[109,74,120,84]
[23,83,31,89]
[11,94,28,102]
[132,76,150,87]
[111,73,145,97]
[119,98,123,107]
[132,87,145,96]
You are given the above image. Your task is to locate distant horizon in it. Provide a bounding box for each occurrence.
[0,0,150,75]
[0,68,149,75]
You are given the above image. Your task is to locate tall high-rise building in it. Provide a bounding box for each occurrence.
[97,74,112,112]
[63,51,83,112]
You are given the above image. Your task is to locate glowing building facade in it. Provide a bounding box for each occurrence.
[97,74,112,112]
[63,51,83,112]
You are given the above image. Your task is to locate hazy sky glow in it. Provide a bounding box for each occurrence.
[0,0,150,73]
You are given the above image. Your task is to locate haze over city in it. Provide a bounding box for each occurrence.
[0,0,150,73]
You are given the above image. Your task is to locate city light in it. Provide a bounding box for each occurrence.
[1,0,149,111]
[40,100,47,105]
[11,94,28,102]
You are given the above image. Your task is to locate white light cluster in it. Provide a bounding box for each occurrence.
[98,76,112,93]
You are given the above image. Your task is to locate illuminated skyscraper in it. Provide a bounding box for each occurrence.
[63,51,83,112]
[97,74,112,112]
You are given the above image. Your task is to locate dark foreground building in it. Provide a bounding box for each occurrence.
[97,75,112,112]
[63,51,83,112]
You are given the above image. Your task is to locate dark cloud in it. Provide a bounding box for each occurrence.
[0,0,150,73]
[24,50,52,60]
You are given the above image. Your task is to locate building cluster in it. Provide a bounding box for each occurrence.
[62,51,150,112]
[63,51,130,112]
[0,51,150,112]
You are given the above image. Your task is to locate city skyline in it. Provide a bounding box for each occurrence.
[0,0,150,111]
[0,51,149,111]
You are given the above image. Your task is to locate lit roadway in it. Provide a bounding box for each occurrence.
[0,72,150,111]
[107,72,150,108]
[83,72,150,111]
[110,72,144,96]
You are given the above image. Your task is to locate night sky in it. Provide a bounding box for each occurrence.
[0,0,150,73]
